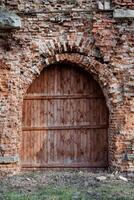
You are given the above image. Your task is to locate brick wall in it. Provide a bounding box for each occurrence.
[0,0,134,175]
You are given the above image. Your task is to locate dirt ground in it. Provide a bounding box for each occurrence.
[0,169,134,200]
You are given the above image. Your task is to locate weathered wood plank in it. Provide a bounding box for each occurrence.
[24,94,104,100]
[22,125,107,131]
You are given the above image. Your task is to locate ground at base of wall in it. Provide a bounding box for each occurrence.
[0,170,134,200]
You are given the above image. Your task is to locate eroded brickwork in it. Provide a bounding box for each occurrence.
[0,0,134,175]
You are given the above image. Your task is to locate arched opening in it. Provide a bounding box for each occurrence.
[21,62,109,169]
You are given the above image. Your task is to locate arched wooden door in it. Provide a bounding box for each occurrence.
[21,63,109,168]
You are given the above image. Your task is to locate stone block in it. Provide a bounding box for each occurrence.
[113,9,134,18]
[97,1,104,10]
[97,0,111,10]
[104,1,111,10]
[127,154,134,161]
[0,155,19,164]
[0,7,21,29]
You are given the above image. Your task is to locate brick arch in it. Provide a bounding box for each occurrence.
[19,40,125,170]
[23,53,122,111]
[21,51,124,169]
[36,34,95,58]
[24,34,123,110]
[21,36,125,132]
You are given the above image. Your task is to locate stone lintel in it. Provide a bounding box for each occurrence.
[0,155,19,164]
[113,9,134,18]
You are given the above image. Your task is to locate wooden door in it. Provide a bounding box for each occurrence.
[21,63,109,168]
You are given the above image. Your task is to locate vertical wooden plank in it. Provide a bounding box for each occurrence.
[21,131,25,164]
[73,130,76,162]
[22,100,25,127]
[33,131,37,165]
[86,130,91,162]
[76,130,80,163]
[27,100,31,127]
[30,100,34,127]
[67,131,71,164]
[89,129,92,162]
[53,130,57,162]
[61,131,64,164]
[33,131,38,164]
[57,130,61,163]
[41,131,45,164]
[56,130,59,163]
[30,131,33,166]
[51,131,54,163]
[70,130,73,162]
[47,99,50,127]
[40,99,44,127]
[82,130,87,162]
[43,68,46,94]
[44,99,47,127]
[27,131,31,164]
[45,130,48,164]
[57,99,60,127]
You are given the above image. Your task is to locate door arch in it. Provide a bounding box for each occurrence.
[21,63,109,168]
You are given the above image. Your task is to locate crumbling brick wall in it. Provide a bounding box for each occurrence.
[0,0,134,175]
